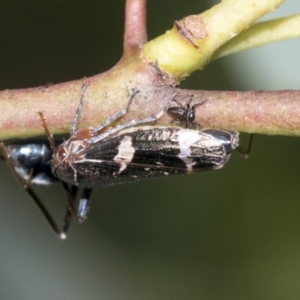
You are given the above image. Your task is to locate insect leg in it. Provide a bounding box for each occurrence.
[91,89,139,136]
[70,84,90,136]
[167,92,181,107]
[235,134,254,158]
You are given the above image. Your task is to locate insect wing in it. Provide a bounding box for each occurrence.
[59,126,239,188]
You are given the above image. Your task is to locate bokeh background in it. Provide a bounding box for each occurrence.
[1,1,300,299]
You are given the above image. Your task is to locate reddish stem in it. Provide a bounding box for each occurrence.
[123,0,148,55]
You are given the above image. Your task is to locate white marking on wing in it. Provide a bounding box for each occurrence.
[114,135,135,174]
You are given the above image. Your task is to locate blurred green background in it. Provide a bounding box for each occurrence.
[1,1,300,299]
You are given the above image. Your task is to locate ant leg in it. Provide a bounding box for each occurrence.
[236,134,254,159]
[61,185,78,234]
[38,112,56,154]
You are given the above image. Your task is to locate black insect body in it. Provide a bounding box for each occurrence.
[0,140,92,239]
[166,95,206,128]
[3,141,56,186]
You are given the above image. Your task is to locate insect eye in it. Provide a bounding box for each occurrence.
[55,147,67,162]
[187,111,195,122]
